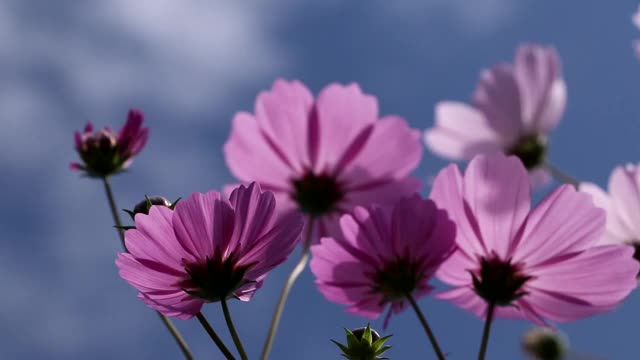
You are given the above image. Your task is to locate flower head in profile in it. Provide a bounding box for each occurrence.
[580,164,640,267]
[431,153,638,325]
[310,195,456,327]
[425,44,567,184]
[633,6,640,59]
[224,79,422,238]
[116,183,304,319]
[70,109,149,177]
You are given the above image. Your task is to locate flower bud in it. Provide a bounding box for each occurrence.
[332,324,391,360]
[521,327,568,360]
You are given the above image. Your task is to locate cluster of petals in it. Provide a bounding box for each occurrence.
[425,44,567,184]
[431,153,638,325]
[224,79,422,238]
[580,164,640,253]
[116,182,304,319]
[310,195,456,327]
[70,109,149,177]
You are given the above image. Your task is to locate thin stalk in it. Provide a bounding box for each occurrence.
[221,299,248,360]
[196,312,236,360]
[542,161,580,187]
[101,176,193,360]
[478,302,496,360]
[406,294,446,360]
[261,217,315,360]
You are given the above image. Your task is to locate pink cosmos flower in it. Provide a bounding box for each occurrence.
[224,79,422,238]
[425,44,567,184]
[70,109,149,177]
[309,195,456,327]
[580,164,640,264]
[431,153,638,325]
[116,183,304,319]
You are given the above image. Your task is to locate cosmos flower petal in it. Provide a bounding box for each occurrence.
[463,153,531,259]
[139,292,204,320]
[580,181,633,243]
[472,64,523,140]
[436,287,488,318]
[337,115,422,186]
[429,163,486,257]
[512,185,605,265]
[514,44,566,133]
[527,245,638,304]
[609,165,640,235]
[313,83,378,172]
[425,101,502,160]
[173,191,228,258]
[228,183,276,252]
[254,79,315,173]
[224,112,295,190]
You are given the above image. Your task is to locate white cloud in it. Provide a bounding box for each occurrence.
[381,0,521,34]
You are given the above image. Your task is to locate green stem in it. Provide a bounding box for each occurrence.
[222,299,248,360]
[542,161,580,187]
[478,302,496,360]
[101,176,194,360]
[260,217,315,360]
[406,294,446,360]
[196,312,236,360]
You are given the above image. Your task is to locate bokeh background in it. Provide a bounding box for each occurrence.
[3,1,639,359]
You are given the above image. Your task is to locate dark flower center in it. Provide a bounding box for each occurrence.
[292,171,344,215]
[508,134,547,170]
[182,250,253,302]
[372,259,420,301]
[80,131,123,176]
[632,243,640,277]
[470,256,532,306]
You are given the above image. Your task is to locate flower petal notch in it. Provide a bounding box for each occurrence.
[431,153,639,325]
[224,79,422,240]
[70,109,149,177]
[310,194,456,327]
[425,44,567,184]
[116,182,304,319]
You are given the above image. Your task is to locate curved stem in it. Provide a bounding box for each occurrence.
[221,299,248,360]
[261,216,315,360]
[478,302,496,360]
[406,294,446,360]
[101,177,194,360]
[543,161,580,188]
[196,312,236,360]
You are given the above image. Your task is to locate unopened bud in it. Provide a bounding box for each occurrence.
[332,324,391,360]
[521,327,568,360]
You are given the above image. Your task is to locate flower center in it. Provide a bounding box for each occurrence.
[470,256,532,306]
[80,130,122,176]
[372,258,420,300]
[292,171,344,215]
[181,250,252,302]
[508,134,547,169]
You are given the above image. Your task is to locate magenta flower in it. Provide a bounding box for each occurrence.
[309,195,456,327]
[116,183,304,319]
[430,153,638,325]
[425,44,567,184]
[224,79,422,238]
[70,109,149,177]
[580,164,640,263]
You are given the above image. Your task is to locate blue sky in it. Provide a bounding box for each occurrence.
[3,1,640,359]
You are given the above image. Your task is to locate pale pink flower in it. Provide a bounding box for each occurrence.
[70,109,149,177]
[425,44,567,184]
[580,164,640,263]
[224,79,422,239]
[431,153,638,325]
[309,195,456,327]
[116,183,304,319]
